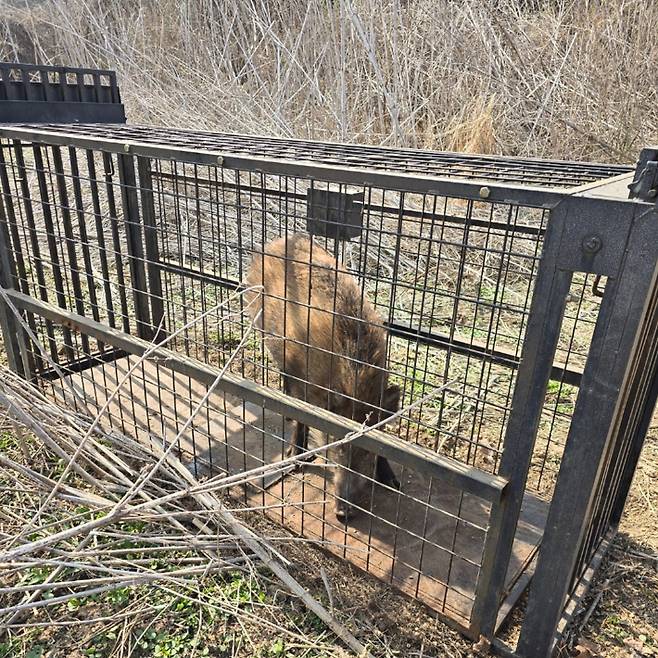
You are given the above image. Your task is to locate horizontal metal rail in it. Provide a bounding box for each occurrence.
[38,347,129,381]
[150,169,547,238]
[157,258,584,386]
[5,286,508,502]
[0,125,570,208]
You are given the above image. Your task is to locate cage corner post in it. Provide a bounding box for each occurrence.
[608,146,658,528]
[467,197,575,642]
[514,196,658,658]
[116,151,155,341]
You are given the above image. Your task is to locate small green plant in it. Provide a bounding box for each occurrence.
[0,431,18,451]
[219,571,266,608]
[85,630,118,658]
[26,647,45,658]
[120,520,147,534]
[106,587,131,607]
[546,379,561,394]
[267,638,285,657]
[21,567,50,586]
[602,614,630,641]
[153,633,186,657]
[0,642,16,658]
[546,380,576,399]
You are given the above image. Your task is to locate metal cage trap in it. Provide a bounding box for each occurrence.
[1,63,657,658]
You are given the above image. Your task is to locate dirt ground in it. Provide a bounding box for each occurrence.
[572,424,658,658]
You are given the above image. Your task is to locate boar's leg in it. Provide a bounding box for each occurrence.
[375,455,400,489]
[287,421,309,456]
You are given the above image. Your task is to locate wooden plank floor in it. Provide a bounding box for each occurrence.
[51,356,547,631]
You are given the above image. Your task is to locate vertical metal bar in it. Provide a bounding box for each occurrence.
[137,156,166,340]
[469,205,573,638]
[0,140,37,375]
[610,310,658,527]
[51,144,90,355]
[102,152,131,333]
[468,491,509,638]
[116,152,152,340]
[0,182,26,375]
[0,146,29,289]
[10,140,58,363]
[86,150,116,331]
[69,147,102,329]
[32,143,75,362]
[516,202,658,658]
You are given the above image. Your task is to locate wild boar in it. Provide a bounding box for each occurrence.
[245,233,400,521]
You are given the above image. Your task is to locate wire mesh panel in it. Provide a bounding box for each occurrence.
[25,315,541,631]
[0,123,654,655]
[566,280,658,598]
[2,123,631,188]
[143,153,598,493]
[0,140,139,346]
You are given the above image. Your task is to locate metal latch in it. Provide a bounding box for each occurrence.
[628,148,658,202]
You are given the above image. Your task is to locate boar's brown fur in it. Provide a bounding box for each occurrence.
[245,233,400,521]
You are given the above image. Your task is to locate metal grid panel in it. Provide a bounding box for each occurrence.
[0,63,120,104]
[0,140,603,492]
[569,282,658,590]
[33,331,494,627]
[3,123,632,188]
[146,156,602,497]
[150,158,544,476]
[0,136,557,630]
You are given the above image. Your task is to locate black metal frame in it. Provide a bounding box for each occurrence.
[0,63,126,124]
[0,75,655,656]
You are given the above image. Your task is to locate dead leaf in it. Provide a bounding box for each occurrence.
[471,636,490,655]
[573,638,602,658]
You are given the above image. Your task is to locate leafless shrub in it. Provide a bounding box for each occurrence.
[1,0,656,161]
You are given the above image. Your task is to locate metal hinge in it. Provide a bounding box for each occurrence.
[628,147,658,202]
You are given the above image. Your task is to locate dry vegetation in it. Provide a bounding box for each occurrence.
[1,1,658,657]
[2,0,658,161]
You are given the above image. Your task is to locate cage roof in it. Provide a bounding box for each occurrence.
[3,122,632,190]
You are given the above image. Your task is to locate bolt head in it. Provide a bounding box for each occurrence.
[123,143,131,153]
[479,186,491,199]
[582,235,602,254]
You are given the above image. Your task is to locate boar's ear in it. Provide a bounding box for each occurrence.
[382,384,400,415]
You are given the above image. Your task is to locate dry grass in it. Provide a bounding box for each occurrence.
[1,373,655,656]
[2,0,658,162]
[562,423,658,658]
[0,357,371,658]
